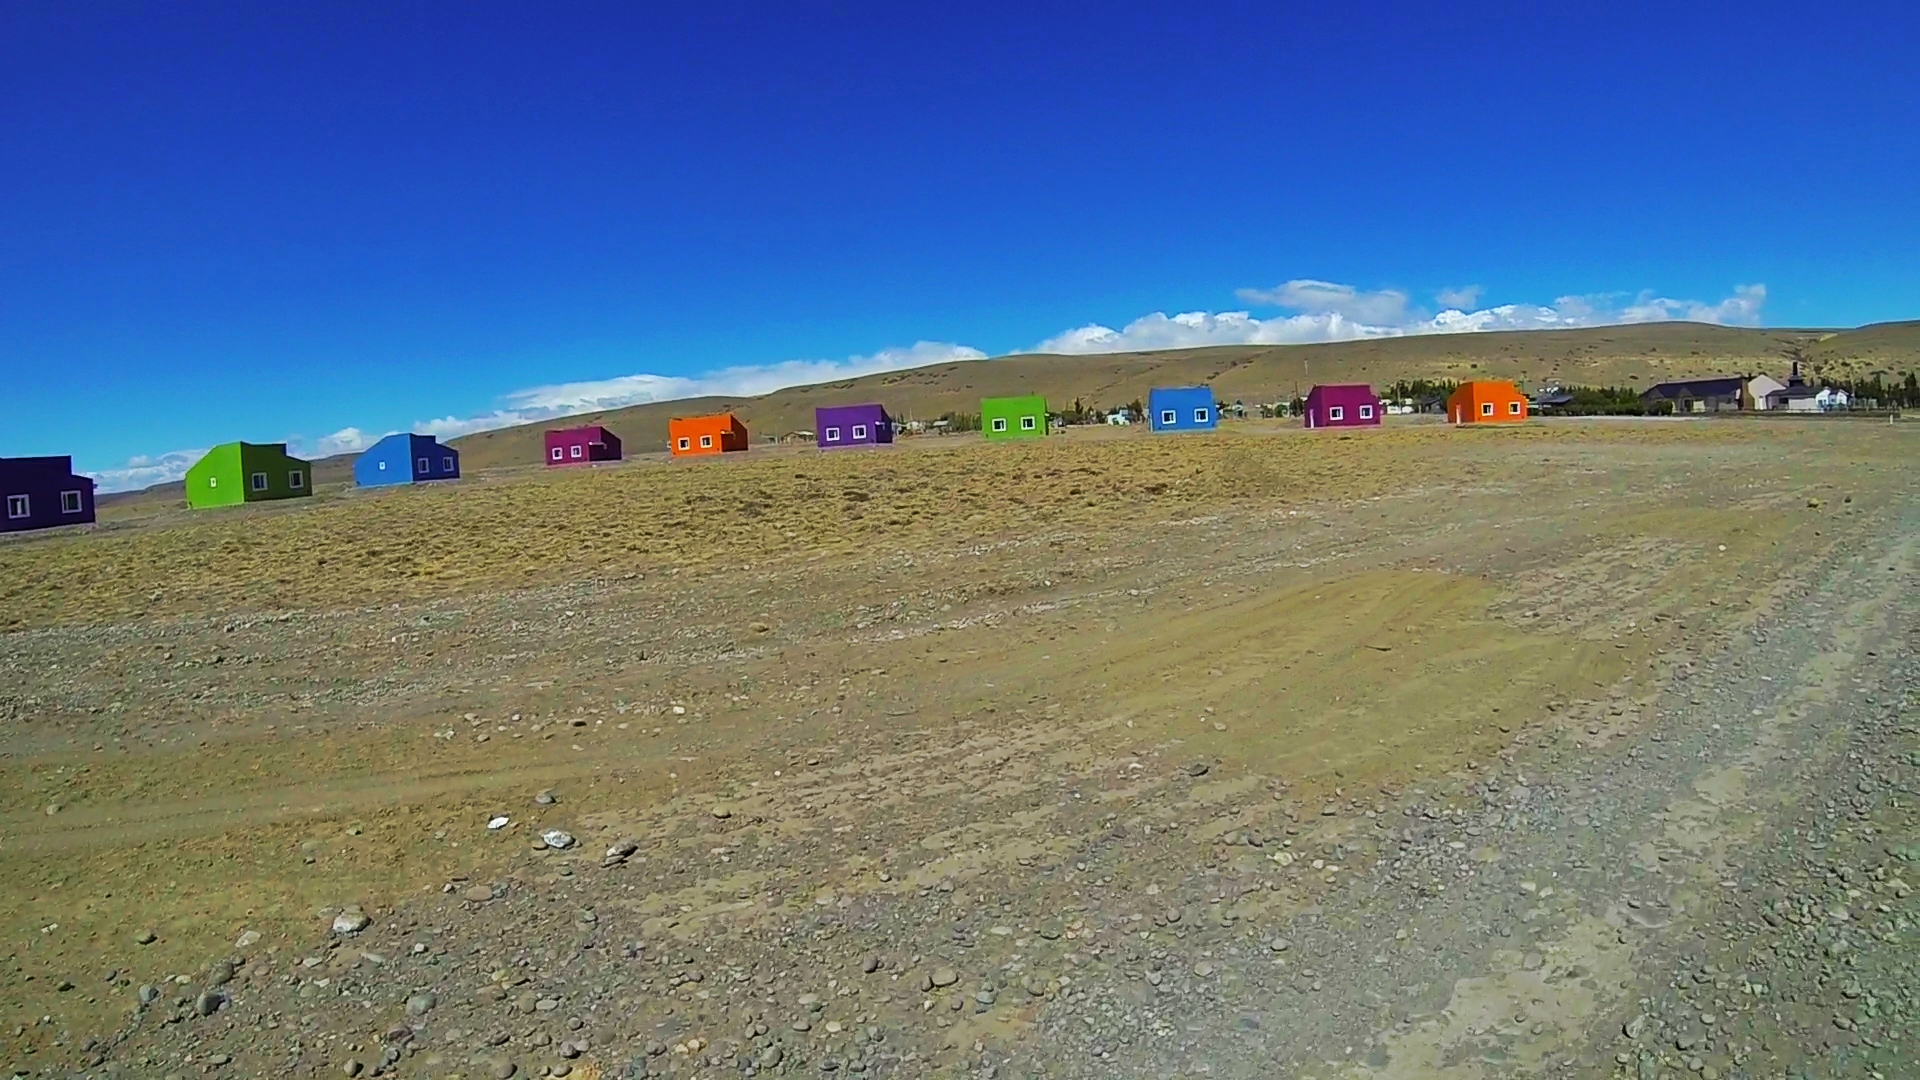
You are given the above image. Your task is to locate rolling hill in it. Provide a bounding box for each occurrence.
[101,319,1918,504]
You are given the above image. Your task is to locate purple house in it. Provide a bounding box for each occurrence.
[1,455,97,533]
[1303,384,1382,429]
[815,404,894,448]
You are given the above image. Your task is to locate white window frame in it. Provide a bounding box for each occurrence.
[288,470,304,489]
[991,417,1008,432]
[1508,400,1522,415]
[551,446,564,461]
[377,460,388,471]
[1481,402,1495,416]
[700,434,713,448]
[442,455,454,471]
[208,475,218,487]
[676,437,690,451]
[250,472,269,492]
[825,427,841,442]
[851,424,867,439]
[1160,409,1176,425]
[1359,404,1374,419]
[417,456,430,473]
[1329,405,1344,421]
[6,494,28,519]
[570,444,583,459]
[1193,407,1209,423]
[61,490,83,514]
[1020,415,1036,430]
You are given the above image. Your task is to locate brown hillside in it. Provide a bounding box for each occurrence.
[446,321,1865,471]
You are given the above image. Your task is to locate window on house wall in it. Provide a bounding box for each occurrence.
[1160,410,1176,424]
[288,471,304,489]
[1329,406,1344,421]
[570,445,583,459]
[251,472,268,491]
[208,476,218,487]
[852,424,867,439]
[676,437,690,451]
[551,447,563,461]
[378,461,388,470]
[417,457,430,472]
[991,418,1007,432]
[1481,402,1494,416]
[6,494,28,519]
[1020,416,1036,430]
[1194,408,1209,423]
[1359,404,1374,419]
[61,490,83,514]
[443,456,454,471]
[700,435,713,448]
[825,427,840,442]
[1508,401,1522,414]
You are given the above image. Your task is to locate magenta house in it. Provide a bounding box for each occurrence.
[1303,384,1383,429]
[544,425,623,466]
[815,404,894,448]
[1,455,97,533]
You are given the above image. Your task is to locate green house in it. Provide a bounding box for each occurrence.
[184,442,314,510]
[980,394,1048,441]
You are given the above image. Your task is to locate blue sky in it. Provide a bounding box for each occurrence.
[3,2,1916,490]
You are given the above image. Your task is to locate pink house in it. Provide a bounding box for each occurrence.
[1303,384,1382,429]
[544,425,623,466]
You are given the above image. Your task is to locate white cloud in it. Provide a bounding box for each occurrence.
[85,449,207,493]
[1235,279,1414,324]
[1034,281,1767,354]
[412,341,986,440]
[309,427,379,457]
[1435,285,1483,309]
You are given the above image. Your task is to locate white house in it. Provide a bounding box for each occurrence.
[1815,387,1850,411]
[1106,411,1131,426]
[1742,374,1785,410]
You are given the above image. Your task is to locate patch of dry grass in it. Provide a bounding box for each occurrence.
[0,422,1774,629]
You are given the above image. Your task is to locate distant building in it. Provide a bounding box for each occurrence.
[1640,376,1746,413]
[545,425,623,466]
[668,413,749,456]
[1815,387,1851,412]
[354,433,460,488]
[1147,387,1217,433]
[981,395,1048,441]
[1447,381,1529,424]
[185,442,312,509]
[1766,362,1821,412]
[1742,374,1785,411]
[0,455,95,533]
[1302,384,1382,429]
[1105,411,1131,426]
[815,404,893,449]
[1529,387,1576,412]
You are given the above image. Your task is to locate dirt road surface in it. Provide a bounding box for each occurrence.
[1,419,1913,1080]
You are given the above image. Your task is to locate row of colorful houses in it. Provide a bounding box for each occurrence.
[1,381,1533,533]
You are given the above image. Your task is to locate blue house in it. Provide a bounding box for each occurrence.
[354,433,460,488]
[1147,386,1219,433]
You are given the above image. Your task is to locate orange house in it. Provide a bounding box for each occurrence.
[668,412,750,456]
[1446,381,1529,424]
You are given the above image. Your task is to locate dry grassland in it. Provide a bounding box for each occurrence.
[2,421,1771,629]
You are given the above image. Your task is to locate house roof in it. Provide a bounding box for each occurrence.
[1641,377,1745,400]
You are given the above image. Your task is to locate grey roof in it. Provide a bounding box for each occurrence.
[1640,377,1746,401]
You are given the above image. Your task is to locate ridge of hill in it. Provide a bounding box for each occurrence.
[100,320,1918,503]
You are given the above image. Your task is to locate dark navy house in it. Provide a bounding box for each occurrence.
[0,455,96,533]
[354,433,461,488]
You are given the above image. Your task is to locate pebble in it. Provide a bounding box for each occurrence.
[861,954,881,974]
[1268,938,1290,952]
[540,830,576,850]
[1193,962,1215,978]
[332,909,371,935]
[711,805,733,819]
[534,790,557,805]
[491,1062,517,1080]
[930,967,958,987]
[407,992,437,1016]
[194,990,225,1017]
[136,931,157,945]
[341,1061,364,1078]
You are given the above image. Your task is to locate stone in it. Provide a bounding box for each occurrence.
[341,1061,364,1078]
[759,1045,784,1068]
[136,931,157,945]
[332,909,371,935]
[539,830,576,850]
[194,990,225,1017]
[1268,938,1290,953]
[1193,962,1215,978]
[407,992,437,1016]
[491,1062,517,1080]
[535,790,557,805]
[208,1053,231,1066]
[930,968,959,988]
[1186,761,1211,777]
[711,806,733,819]
[861,954,881,974]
